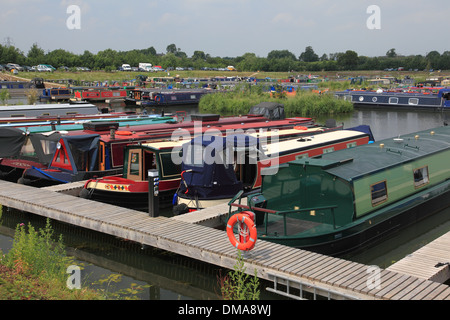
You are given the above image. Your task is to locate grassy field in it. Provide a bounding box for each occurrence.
[10,69,443,84]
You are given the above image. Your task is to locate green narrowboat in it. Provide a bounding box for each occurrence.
[228,125,450,256]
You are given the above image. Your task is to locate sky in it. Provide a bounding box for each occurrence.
[1,0,448,59]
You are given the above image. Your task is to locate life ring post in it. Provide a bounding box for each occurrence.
[226,211,257,251]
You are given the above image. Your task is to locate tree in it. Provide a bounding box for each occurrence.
[192,50,206,61]
[386,48,397,58]
[338,50,358,70]
[27,43,45,66]
[166,44,177,54]
[267,50,296,61]
[299,46,319,62]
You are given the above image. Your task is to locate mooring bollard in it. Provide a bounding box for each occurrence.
[148,169,159,217]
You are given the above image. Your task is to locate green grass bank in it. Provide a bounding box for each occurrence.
[199,86,354,117]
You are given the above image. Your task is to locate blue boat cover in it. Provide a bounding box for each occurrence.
[179,134,258,200]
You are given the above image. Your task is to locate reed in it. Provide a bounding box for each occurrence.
[199,85,354,117]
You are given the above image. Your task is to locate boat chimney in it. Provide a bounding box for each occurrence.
[415,135,419,140]
[110,128,116,139]
[431,131,435,135]
[379,143,384,149]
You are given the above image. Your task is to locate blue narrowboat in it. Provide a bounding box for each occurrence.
[335,88,450,110]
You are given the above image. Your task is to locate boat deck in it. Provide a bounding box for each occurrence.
[1,179,450,300]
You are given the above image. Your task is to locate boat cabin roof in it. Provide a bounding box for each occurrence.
[291,126,450,181]
[264,129,368,156]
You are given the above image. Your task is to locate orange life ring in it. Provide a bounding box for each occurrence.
[116,131,132,136]
[294,126,308,130]
[226,212,257,251]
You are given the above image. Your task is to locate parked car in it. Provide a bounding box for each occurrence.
[6,63,23,71]
[35,65,52,72]
[122,64,132,71]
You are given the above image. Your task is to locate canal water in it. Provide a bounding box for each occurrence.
[1,103,449,300]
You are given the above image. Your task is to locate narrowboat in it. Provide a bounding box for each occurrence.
[80,139,187,210]
[39,88,73,101]
[124,88,160,106]
[0,127,63,183]
[175,127,373,212]
[6,114,175,134]
[335,88,450,110]
[140,89,210,107]
[19,133,112,186]
[227,125,450,256]
[0,103,100,119]
[73,87,128,102]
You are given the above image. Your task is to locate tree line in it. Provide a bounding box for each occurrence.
[1,42,449,72]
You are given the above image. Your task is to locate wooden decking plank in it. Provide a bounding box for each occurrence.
[336,265,371,289]
[327,264,366,287]
[398,279,433,300]
[369,274,411,299]
[377,276,418,300]
[278,252,323,274]
[365,270,402,295]
[307,259,354,281]
[296,255,336,279]
[432,286,450,300]
[271,250,316,274]
[320,261,361,285]
[420,283,450,300]
[259,247,306,270]
[412,281,443,300]
[269,249,317,272]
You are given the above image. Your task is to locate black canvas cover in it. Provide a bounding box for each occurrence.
[28,132,63,164]
[50,134,100,172]
[248,102,285,120]
[0,127,27,157]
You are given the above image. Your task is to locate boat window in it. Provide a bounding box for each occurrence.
[66,112,78,115]
[190,95,197,99]
[413,166,429,188]
[346,142,357,148]
[323,147,335,154]
[40,140,58,155]
[20,138,36,157]
[389,97,398,104]
[371,180,388,206]
[408,98,419,105]
[11,114,25,118]
[295,153,309,160]
[129,152,140,175]
[160,152,181,177]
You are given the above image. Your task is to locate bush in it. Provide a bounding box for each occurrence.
[200,85,353,117]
